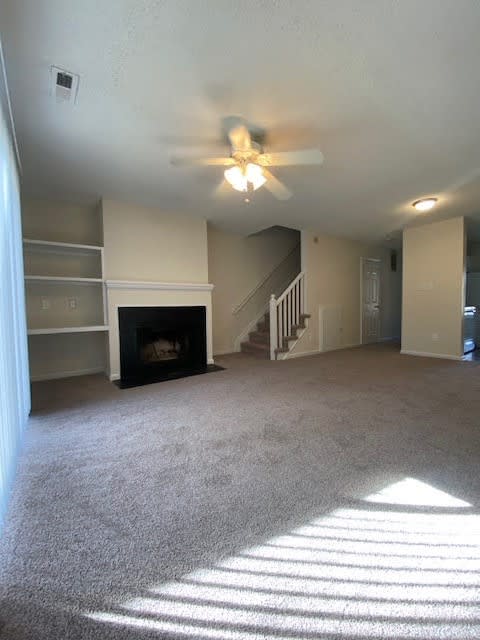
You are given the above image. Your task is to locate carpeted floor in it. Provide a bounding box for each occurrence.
[1,343,480,639]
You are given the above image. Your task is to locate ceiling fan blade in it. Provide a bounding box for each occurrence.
[263,169,293,201]
[258,149,324,167]
[171,156,234,167]
[228,125,251,151]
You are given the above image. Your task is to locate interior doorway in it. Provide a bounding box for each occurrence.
[361,258,382,344]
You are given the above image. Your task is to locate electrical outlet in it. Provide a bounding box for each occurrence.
[432,332,439,341]
[67,297,78,310]
[41,297,50,310]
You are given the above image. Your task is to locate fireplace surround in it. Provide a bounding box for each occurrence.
[105,280,214,383]
[118,305,207,387]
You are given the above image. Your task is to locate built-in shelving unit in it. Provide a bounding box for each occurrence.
[22,200,108,381]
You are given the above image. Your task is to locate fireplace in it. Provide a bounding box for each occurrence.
[118,306,207,387]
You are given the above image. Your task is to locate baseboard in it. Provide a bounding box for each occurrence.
[207,357,215,365]
[31,367,106,382]
[282,348,320,360]
[400,350,463,361]
[321,342,360,353]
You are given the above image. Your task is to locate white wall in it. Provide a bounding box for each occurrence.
[402,217,465,359]
[208,225,300,355]
[0,59,30,526]
[102,199,208,282]
[289,231,401,357]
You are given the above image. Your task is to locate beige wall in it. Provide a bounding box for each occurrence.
[101,199,213,376]
[402,216,465,359]
[102,199,208,282]
[22,199,103,246]
[28,333,107,381]
[289,231,401,357]
[208,225,300,355]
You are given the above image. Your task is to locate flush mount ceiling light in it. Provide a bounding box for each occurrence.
[412,197,437,212]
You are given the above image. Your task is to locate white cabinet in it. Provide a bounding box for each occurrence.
[22,201,108,381]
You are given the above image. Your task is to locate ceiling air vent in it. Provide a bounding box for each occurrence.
[50,66,80,104]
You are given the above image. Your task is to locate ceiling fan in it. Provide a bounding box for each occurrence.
[171,122,324,201]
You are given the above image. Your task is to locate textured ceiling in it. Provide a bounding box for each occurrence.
[3,0,480,240]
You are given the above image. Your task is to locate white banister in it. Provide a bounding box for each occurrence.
[269,271,306,359]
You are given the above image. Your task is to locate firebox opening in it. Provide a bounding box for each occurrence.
[137,328,188,364]
[118,305,212,388]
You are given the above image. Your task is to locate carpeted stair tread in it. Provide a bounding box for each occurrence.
[249,330,270,344]
[240,341,270,358]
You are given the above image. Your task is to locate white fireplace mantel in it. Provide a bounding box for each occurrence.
[105,280,214,380]
[105,280,214,292]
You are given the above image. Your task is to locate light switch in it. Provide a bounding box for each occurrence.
[67,297,78,310]
[41,297,50,310]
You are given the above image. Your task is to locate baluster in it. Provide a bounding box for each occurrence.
[293,283,296,328]
[297,280,300,323]
[301,275,305,315]
[278,301,283,350]
[291,287,294,331]
[269,294,277,360]
[295,281,298,326]
[288,293,291,337]
[285,295,288,339]
[290,289,294,334]
[283,298,287,345]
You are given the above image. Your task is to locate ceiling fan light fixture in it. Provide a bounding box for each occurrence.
[412,197,437,212]
[224,165,248,192]
[246,163,267,190]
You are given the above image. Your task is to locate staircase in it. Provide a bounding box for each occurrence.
[240,312,271,358]
[239,271,310,360]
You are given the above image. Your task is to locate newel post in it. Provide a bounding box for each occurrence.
[269,294,277,361]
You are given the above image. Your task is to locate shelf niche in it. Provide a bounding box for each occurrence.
[23,240,103,279]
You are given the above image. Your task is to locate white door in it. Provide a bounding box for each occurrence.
[362,258,381,344]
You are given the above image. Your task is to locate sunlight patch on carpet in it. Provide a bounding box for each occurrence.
[85,477,480,639]
[363,477,471,507]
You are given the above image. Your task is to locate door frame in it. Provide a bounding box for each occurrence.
[359,257,382,345]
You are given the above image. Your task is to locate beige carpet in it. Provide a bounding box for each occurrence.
[1,343,480,639]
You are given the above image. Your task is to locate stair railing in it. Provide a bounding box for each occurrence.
[269,271,305,360]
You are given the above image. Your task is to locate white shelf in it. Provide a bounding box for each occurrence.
[25,275,103,284]
[28,325,109,335]
[23,238,103,253]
